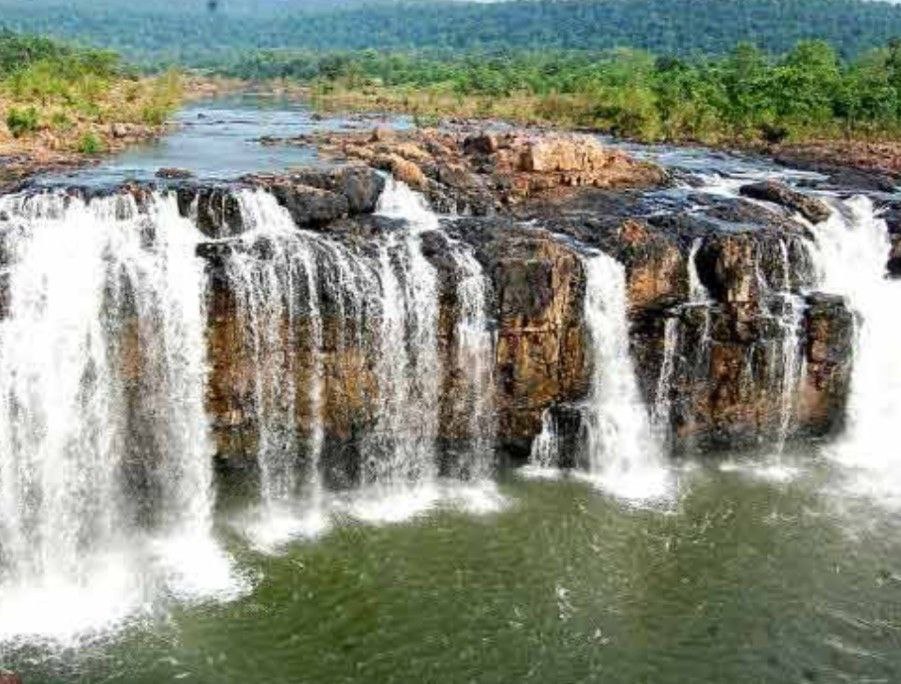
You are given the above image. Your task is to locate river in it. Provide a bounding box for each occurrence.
[1,97,900,683]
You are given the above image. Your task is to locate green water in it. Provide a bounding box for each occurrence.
[6,462,901,683]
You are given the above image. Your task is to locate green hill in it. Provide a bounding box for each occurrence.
[1,0,901,65]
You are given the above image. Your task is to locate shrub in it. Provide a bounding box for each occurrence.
[50,111,72,131]
[6,106,39,137]
[77,132,104,154]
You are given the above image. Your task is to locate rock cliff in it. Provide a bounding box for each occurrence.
[2,131,861,476]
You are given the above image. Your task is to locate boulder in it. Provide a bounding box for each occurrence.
[374,153,427,189]
[739,180,831,224]
[156,167,194,179]
[176,186,243,239]
[287,166,385,214]
[463,132,499,155]
[266,182,350,227]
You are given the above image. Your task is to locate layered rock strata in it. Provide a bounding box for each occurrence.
[1,135,859,476]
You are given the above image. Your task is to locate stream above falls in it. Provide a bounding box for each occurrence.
[2,98,901,683]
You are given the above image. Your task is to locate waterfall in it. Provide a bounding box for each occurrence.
[345,178,501,521]
[448,240,496,480]
[810,196,901,506]
[223,180,498,528]
[688,237,711,304]
[530,411,561,470]
[0,191,237,642]
[528,250,671,501]
[653,238,711,444]
[767,239,806,453]
[652,316,680,439]
[580,253,670,500]
[366,179,442,485]
[222,189,349,544]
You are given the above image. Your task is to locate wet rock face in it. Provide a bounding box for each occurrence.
[798,294,854,436]
[8,140,855,468]
[739,180,831,224]
[183,169,855,463]
[475,224,589,457]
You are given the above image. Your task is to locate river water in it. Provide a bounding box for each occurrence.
[2,99,901,683]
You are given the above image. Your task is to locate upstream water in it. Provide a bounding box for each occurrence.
[2,101,901,682]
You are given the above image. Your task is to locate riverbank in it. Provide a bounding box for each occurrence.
[305,83,901,190]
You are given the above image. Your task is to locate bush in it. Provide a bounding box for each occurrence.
[6,106,39,137]
[77,132,104,154]
[50,111,72,131]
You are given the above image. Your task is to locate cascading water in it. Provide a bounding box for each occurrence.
[350,178,501,520]
[580,253,671,501]
[222,180,499,528]
[810,196,901,506]
[367,179,442,486]
[447,240,496,480]
[652,316,680,439]
[0,191,238,643]
[652,238,711,445]
[528,250,671,502]
[762,238,806,453]
[223,189,348,545]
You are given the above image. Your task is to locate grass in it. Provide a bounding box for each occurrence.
[0,44,184,157]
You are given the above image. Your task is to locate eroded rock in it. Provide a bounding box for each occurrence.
[740,180,831,223]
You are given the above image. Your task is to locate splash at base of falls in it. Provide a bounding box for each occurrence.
[812,196,901,508]
[224,179,500,545]
[335,481,507,525]
[529,251,673,504]
[0,192,244,645]
[581,253,672,502]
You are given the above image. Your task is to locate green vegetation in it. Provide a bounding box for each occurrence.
[5,106,38,138]
[77,131,104,154]
[231,41,901,144]
[0,30,182,154]
[1,0,901,65]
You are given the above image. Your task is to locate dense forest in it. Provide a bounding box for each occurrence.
[1,0,901,65]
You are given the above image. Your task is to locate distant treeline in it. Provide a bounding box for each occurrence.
[2,0,901,64]
[227,41,901,142]
[0,29,119,79]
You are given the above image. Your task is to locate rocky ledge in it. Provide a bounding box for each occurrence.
[176,131,855,468]
[262,127,668,213]
[3,130,861,476]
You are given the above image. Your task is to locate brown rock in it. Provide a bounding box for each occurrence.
[370,126,395,142]
[374,153,427,189]
[463,132,499,155]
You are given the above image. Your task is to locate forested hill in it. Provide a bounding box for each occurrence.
[2,0,901,65]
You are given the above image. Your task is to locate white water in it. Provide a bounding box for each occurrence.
[811,196,901,507]
[223,190,339,547]
[580,253,671,501]
[226,181,501,533]
[369,179,442,486]
[530,410,562,470]
[0,192,239,644]
[449,239,496,480]
[652,316,680,440]
[529,251,671,501]
[345,178,502,520]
